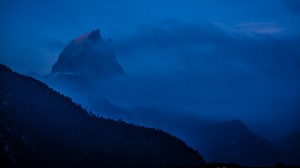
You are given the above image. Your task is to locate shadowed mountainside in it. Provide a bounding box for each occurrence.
[0,64,204,168]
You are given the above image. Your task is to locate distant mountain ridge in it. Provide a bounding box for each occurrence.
[0,64,203,168]
[194,119,281,166]
[51,29,124,80]
[274,131,300,164]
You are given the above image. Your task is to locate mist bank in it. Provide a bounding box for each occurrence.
[90,73,300,134]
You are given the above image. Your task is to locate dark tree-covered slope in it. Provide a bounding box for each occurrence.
[274,131,300,164]
[0,64,204,168]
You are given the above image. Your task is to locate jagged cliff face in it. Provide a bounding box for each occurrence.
[51,29,124,80]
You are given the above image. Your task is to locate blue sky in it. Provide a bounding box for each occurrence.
[1,0,300,134]
[1,0,299,73]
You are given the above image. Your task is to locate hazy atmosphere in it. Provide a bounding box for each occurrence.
[1,0,300,139]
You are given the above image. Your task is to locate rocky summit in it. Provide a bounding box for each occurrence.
[51,29,125,80]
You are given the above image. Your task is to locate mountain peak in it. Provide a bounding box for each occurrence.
[223,119,248,130]
[51,29,125,80]
[230,119,245,126]
[89,29,101,40]
[72,29,101,44]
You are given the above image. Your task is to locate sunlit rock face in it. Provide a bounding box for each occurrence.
[52,29,124,80]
